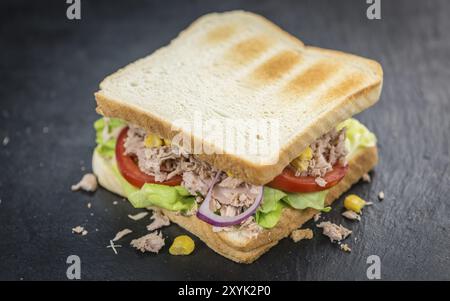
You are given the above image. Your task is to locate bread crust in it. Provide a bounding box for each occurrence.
[92,146,378,263]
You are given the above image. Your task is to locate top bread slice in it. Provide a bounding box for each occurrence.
[95,10,383,185]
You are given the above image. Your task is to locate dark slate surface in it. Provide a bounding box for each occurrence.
[0,0,449,281]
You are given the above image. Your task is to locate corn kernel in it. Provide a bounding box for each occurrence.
[226,171,233,177]
[144,134,163,148]
[299,146,313,161]
[344,194,367,213]
[169,235,195,255]
[163,138,171,146]
[291,147,313,172]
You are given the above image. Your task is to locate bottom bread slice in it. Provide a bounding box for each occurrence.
[93,146,378,264]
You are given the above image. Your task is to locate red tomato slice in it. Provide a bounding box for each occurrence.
[115,127,182,188]
[267,165,348,193]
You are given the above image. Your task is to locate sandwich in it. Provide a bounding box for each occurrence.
[92,11,383,263]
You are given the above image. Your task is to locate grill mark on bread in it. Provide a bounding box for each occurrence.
[225,36,272,65]
[204,25,236,44]
[251,50,301,82]
[320,73,366,101]
[283,61,341,97]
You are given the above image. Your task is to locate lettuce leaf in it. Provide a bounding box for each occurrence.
[94,118,126,158]
[284,190,328,210]
[258,186,287,213]
[337,118,376,155]
[256,201,286,228]
[255,187,329,229]
[128,183,196,211]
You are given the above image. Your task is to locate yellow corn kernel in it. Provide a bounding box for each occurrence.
[291,158,309,172]
[344,194,367,213]
[144,134,163,148]
[299,146,313,161]
[163,138,171,146]
[226,171,233,177]
[169,235,195,256]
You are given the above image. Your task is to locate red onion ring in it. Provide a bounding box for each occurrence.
[196,172,264,227]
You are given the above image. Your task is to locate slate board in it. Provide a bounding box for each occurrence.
[0,0,449,280]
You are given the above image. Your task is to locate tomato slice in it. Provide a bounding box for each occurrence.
[267,164,348,193]
[115,127,182,188]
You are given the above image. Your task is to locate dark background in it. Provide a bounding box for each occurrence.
[1,0,449,281]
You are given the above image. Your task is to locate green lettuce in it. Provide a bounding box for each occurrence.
[337,118,376,155]
[256,201,286,228]
[128,183,196,211]
[94,118,126,158]
[255,187,329,229]
[284,190,328,210]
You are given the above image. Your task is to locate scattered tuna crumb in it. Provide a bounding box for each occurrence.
[112,229,133,242]
[2,136,9,146]
[130,231,165,253]
[71,173,98,192]
[313,213,321,222]
[128,212,149,221]
[362,173,371,183]
[290,228,314,242]
[317,221,352,242]
[378,191,385,201]
[106,240,122,255]
[147,210,170,231]
[340,243,352,252]
[314,177,327,187]
[72,226,85,234]
[87,202,91,208]
[113,201,118,205]
[342,210,361,221]
[81,230,88,236]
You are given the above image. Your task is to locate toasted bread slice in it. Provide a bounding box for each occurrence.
[95,11,383,185]
[92,146,378,263]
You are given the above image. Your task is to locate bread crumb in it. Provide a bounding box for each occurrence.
[128,212,149,221]
[340,243,351,252]
[112,228,133,242]
[113,201,118,205]
[342,210,361,221]
[131,231,165,253]
[317,221,352,242]
[378,191,385,201]
[362,173,371,183]
[290,228,313,242]
[87,202,91,209]
[81,230,88,236]
[71,173,98,192]
[2,136,9,146]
